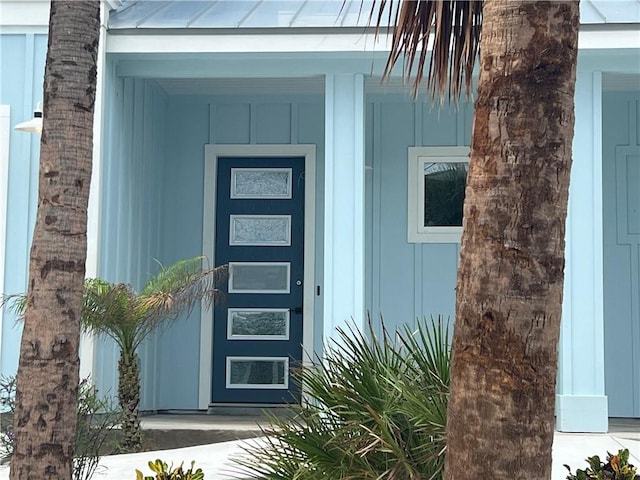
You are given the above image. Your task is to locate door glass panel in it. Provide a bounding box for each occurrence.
[229,215,291,246]
[226,357,288,389]
[229,262,290,293]
[231,168,292,199]
[228,309,290,339]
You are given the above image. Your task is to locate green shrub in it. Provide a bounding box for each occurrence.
[234,317,450,480]
[136,459,204,480]
[565,449,640,480]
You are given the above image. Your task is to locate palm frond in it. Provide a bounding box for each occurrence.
[0,293,27,318]
[140,257,227,325]
[82,279,143,353]
[234,317,450,480]
[81,257,227,352]
[372,0,482,100]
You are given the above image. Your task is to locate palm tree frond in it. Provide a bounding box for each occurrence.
[140,258,227,325]
[82,280,142,350]
[372,0,482,100]
[0,293,28,318]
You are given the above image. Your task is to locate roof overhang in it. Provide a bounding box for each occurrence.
[107,28,394,54]
[106,24,640,55]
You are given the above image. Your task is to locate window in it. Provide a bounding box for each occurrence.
[407,146,470,243]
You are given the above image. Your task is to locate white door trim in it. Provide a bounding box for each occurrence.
[199,144,316,409]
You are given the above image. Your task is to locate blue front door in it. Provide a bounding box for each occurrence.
[211,156,305,404]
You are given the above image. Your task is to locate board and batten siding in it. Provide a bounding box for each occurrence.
[0,33,47,377]
[97,86,474,410]
[152,94,325,410]
[603,90,640,418]
[94,72,169,407]
[365,94,473,335]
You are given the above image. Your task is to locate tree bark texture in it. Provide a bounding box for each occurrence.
[118,351,142,452]
[445,1,579,479]
[10,2,100,479]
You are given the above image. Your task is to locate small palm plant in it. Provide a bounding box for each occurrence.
[234,317,450,480]
[2,256,226,453]
[81,257,226,452]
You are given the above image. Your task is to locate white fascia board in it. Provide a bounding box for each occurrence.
[106,32,395,54]
[0,1,50,28]
[579,28,640,49]
[106,27,638,55]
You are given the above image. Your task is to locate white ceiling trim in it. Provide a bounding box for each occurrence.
[107,31,398,54]
[106,28,639,55]
[579,29,640,49]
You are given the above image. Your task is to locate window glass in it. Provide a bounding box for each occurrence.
[227,357,288,389]
[229,215,291,246]
[228,309,289,339]
[424,162,468,227]
[231,168,292,198]
[228,262,290,293]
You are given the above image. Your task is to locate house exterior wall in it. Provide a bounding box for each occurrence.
[123,88,472,410]
[364,95,473,335]
[93,69,169,406]
[0,32,47,378]
[603,89,640,418]
[130,93,326,410]
[1,4,638,430]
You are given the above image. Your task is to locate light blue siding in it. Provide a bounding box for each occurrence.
[95,67,169,406]
[100,87,473,409]
[107,93,326,409]
[0,33,47,377]
[603,90,640,417]
[364,94,472,335]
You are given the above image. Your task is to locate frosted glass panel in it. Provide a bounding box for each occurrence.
[231,168,292,198]
[229,262,290,293]
[230,215,291,246]
[227,357,288,389]
[228,309,290,339]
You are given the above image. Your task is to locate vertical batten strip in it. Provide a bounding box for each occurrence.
[413,101,423,324]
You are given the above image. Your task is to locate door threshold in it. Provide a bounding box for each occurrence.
[208,403,295,417]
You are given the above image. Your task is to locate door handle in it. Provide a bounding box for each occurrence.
[290,306,303,315]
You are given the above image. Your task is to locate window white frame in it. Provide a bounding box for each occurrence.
[407,146,470,243]
[226,356,289,389]
[227,308,290,340]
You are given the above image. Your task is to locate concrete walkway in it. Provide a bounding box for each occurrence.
[0,416,637,479]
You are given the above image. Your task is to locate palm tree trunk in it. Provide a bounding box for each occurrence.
[10,2,100,479]
[445,1,579,478]
[118,350,142,452]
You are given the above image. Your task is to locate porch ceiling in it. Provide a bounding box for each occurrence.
[109,0,640,30]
